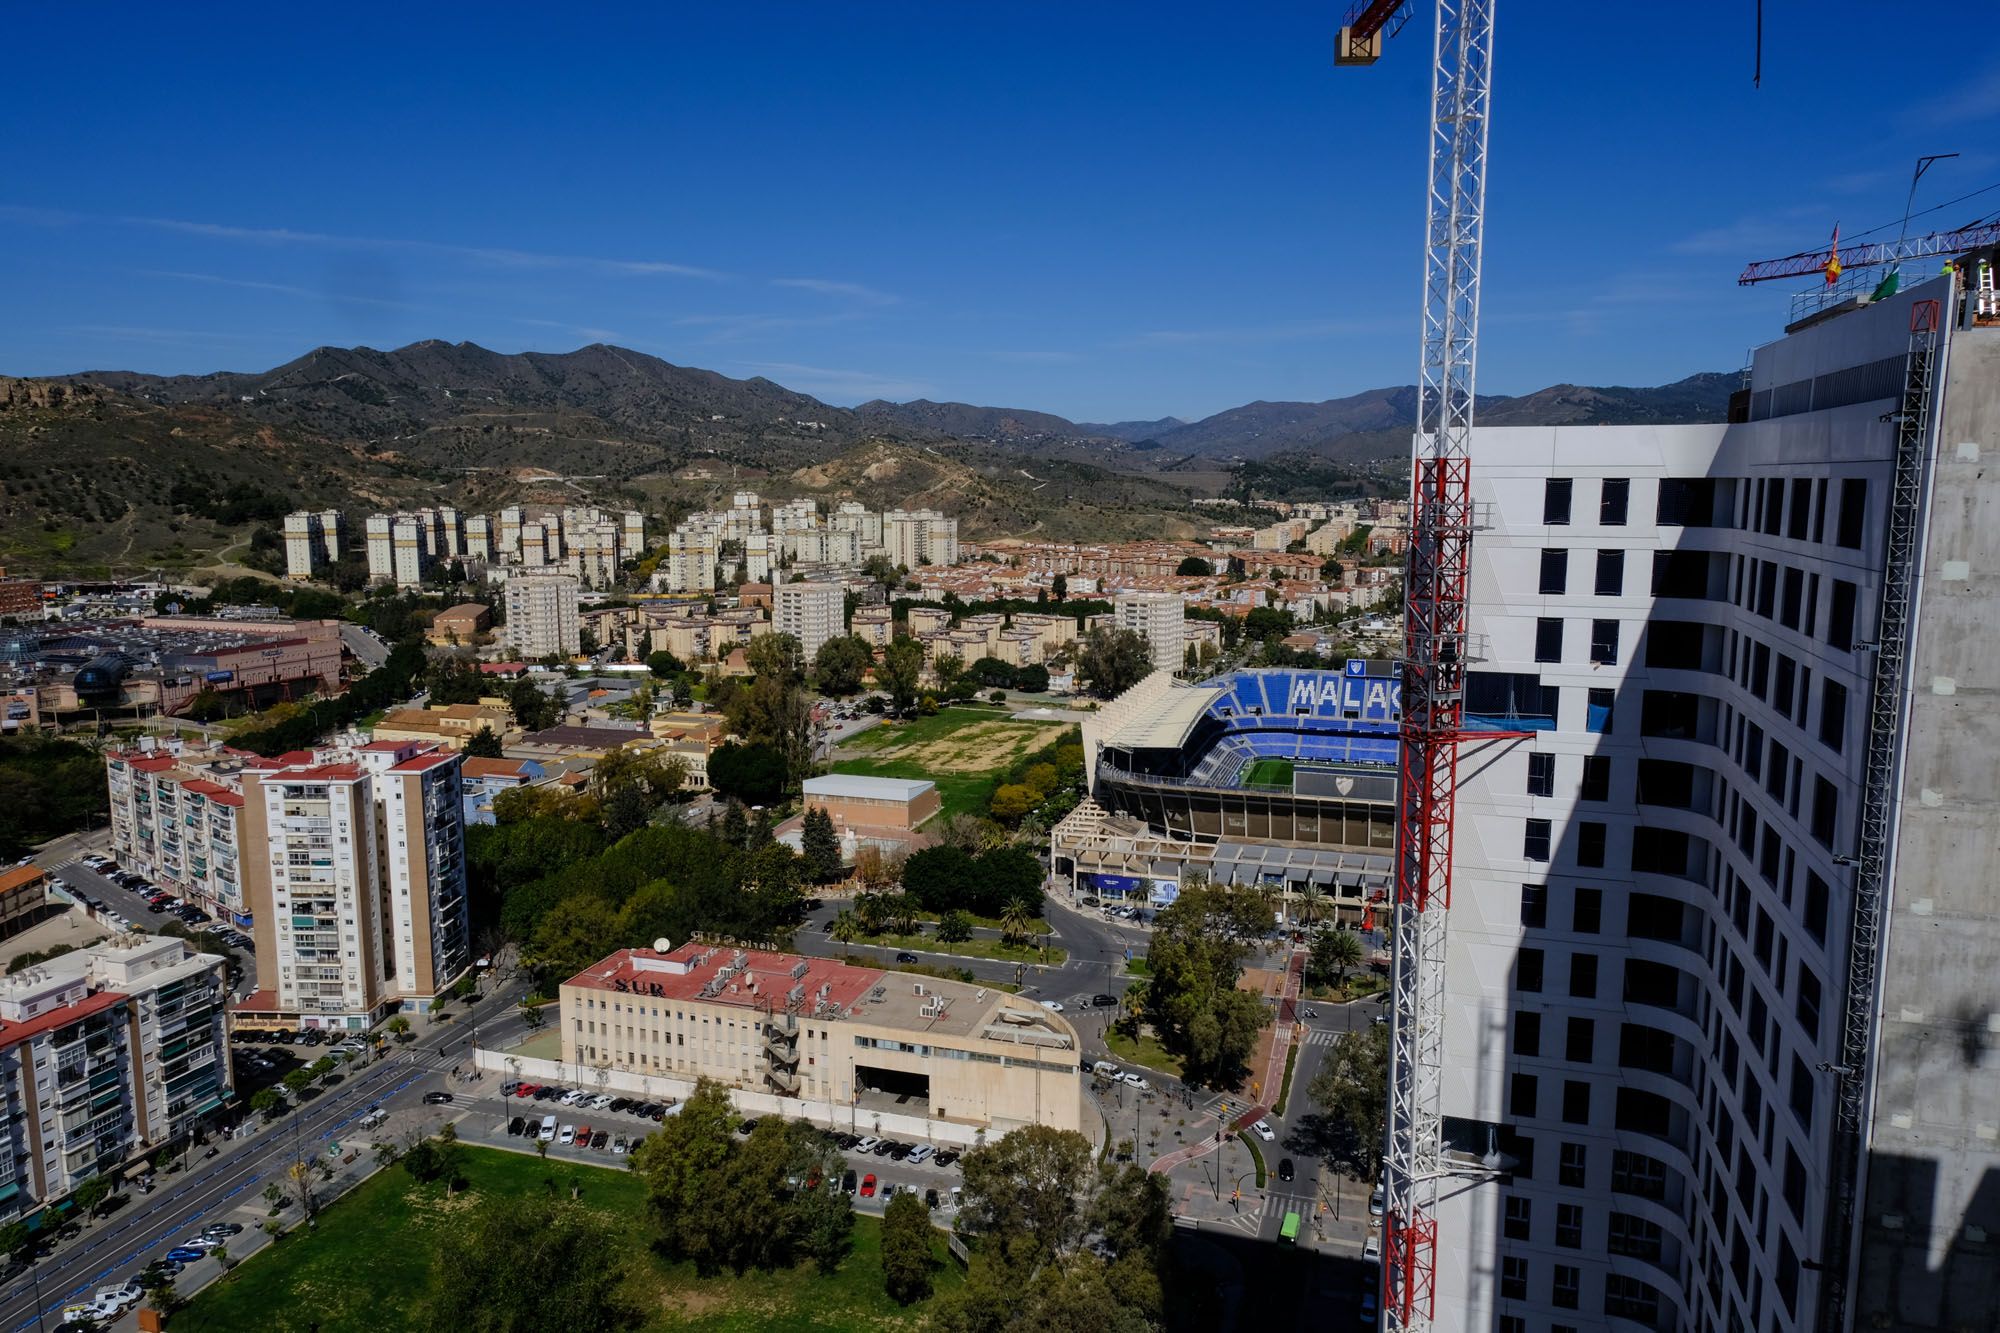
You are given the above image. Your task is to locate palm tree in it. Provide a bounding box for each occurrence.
[1297,884,1325,933]
[855,894,886,937]
[999,898,1034,947]
[893,893,923,935]
[830,910,859,947]
[1325,929,1364,986]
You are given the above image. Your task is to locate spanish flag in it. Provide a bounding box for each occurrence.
[1825,224,1842,286]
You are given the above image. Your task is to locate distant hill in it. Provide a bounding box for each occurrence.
[1076,417,1188,442]
[852,398,1085,442]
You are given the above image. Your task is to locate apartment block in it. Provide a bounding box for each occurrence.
[237,740,470,1030]
[774,579,844,664]
[1433,266,2000,1333]
[1115,590,1185,674]
[0,935,231,1221]
[883,508,959,570]
[503,569,581,660]
[105,743,250,926]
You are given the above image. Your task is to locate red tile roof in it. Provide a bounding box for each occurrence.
[0,990,125,1054]
[566,944,883,1014]
[461,758,531,779]
[0,865,47,896]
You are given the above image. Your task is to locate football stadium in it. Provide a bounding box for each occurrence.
[1053,664,1405,920]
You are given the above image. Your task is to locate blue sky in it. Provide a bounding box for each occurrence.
[4,3,1998,422]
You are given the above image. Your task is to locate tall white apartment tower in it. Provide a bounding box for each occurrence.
[1114,590,1185,674]
[318,509,344,565]
[498,506,524,557]
[464,514,492,561]
[774,579,844,665]
[364,515,395,583]
[239,742,470,1029]
[884,508,959,569]
[283,511,324,580]
[1432,264,2000,1333]
[390,516,427,589]
[503,569,581,659]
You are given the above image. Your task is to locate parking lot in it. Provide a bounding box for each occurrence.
[51,852,255,957]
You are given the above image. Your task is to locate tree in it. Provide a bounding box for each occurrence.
[1307,928,1364,990]
[1309,1024,1390,1174]
[287,1159,318,1223]
[936,910,973,944]
[518,998,547,1031]
[957,1126,1096,1269]
[1175,556,1213,577]
[73,1174,112,1219]
[708,741,787,806]
[718,798,749,848]
[748,806,775,850]
[251,1087,283,1119]
[878,636,925,716]
[999,898,1035,946]
[813,635,873,697]
[989,783,1036,824]
[465,725,504,759]
[1015,663,1050,694]
[801,806,844,882]
[646,649,685,678]
[1051,573,1068,602]
[185,688,228,723]
[1242,605,1295,646]
[881,1191,935,1303]
[1076,627,1152,699]
[416,1192,641,1331]
[282,1068,312,1096]
[525,895,622,988]
[508,678,560,733]
[1320,556,1344,581]
[387,1015,413,1042]
[1141,880,1271,1087]
[830,909,860,947]
[967,656,1016,689]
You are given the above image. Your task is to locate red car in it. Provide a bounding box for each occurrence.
[860,1173,878,1198]
[514,1084,539,1097]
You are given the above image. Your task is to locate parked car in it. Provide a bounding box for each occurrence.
[924,1187,940,1209]
[854,1135,881,1154]
[507,1117,525,1136]
[842,1169,858,1193]
[738,1118,760,1135]
[539,1116,557,1141]
[201,1223,243,1237]
[871,1139,896,1156]
[164,1247,206,1264]
[612,1135,629,1154]
[933,1150,958,1168]
[558,1125,576,1146]
[907,1144,934,1165]
[888,1142,912,1161]
[590,1131,608,1149]
[1369,1184,1386,1217]
[859,1173,877,1197]
[1363,1232,1382,1263]
[1359,1290,1379,1327]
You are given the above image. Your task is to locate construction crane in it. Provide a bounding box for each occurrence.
[1738,217,2000,283]
[1338,1,1495,1330]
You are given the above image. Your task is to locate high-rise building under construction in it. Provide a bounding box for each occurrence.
[1432,260,2000,1332]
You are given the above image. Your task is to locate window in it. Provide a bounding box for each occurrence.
[1535,618,1565,663]
[1820,680,1848,753]
[1514,1011,1543,1057]
[1524,819,1553,862]
[1559,1141,1587,1187]
[1562,1080,1591,1124]
[1581,755,1611,802]
[1805,872,1829,945]
[1527,752,1555,797]
[1569,952,1598,998]
[1830,579,1857,651]
[1578,822,1607,868]
[1791,1056,1815,1126]
[1812,777,1839,848]
[1788,478,1812,540]
[1521,884,1548,929]
[1594,548,1625,596]
[1796,966,1822,1041]
[1510,1072,1539,1118]
[1545,478,1574,525]
[1502,1256,1529,1301]
[1516,949,1545,993]
[1781,566,1805,630]
[1573,887,1602,934]
[1540,548,1569,595]
[1783,1145,1808,1223]
[1600,479,1630,525]
[1589,619,1619,665]
[1555,1202,1584,1249]
[1586,688,1614,734]
[1552,1263,1581,1309]
[1566,1016,1595,1063]
[1836,478,1867,548]
[1504,1195,1533,1241]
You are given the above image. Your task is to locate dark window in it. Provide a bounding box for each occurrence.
[1504,1195,1532,1241]
[1820,680,1848,753]
[1600,478,1630,526]
[1774,656,1797,717]
[1586,688,1614,734]
[1763,481,1785,535]
[1552,1263,1580,1309]
[1516,949,1544,993]
[1524,819,1552,862]
[1545,479,1574,525]
[1569,952,1598,998]
[1790,1055,1815,1127]
[1520,884,1548,929]
[1527,753,1555,797]
[1578,822,1606,868]
[1510,1072,1539,1118]
[1535,618,1565,663]
[1783,1145,1808,1223]
[1788,478,1812,540]
[1813,477,1829,541]
[1589,619,1619,665]
[1778,1235,1802,1316]
[1796,966,1822,1040]
[1812,777,1839,848]
[1573,887,1602,934]
[1514,1012,1542,1058]
[1562,1080,1591,1124]
[1559,1141,1587,1187]
[1555,1202,1582,1248]
[1657,477,1717,526]
[1539,549,1569,595]
[1501,1256,1528,1301]
[1594,548,1625,596]
[1836,479,1867,548]
[1580,755,1611,802]
[1781,566,1804,630]
[1805,872,1829,945]
[1612,1149,1668,1200]
[1566,1017,1595,1064]
[1613,1086,1674,1138]
[1830,579,1857,651]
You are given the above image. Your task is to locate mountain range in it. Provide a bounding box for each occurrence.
[0,340,1734,577]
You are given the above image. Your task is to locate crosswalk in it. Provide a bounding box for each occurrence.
[1299,1028,1347,1047]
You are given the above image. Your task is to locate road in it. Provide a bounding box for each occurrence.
[0,976,525,1333]
[338,623,389,670]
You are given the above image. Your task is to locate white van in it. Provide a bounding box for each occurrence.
[1091,1061,1120,1080]
[538,1115,558,1142]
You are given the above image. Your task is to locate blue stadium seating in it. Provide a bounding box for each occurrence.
[1117,669,1400,789]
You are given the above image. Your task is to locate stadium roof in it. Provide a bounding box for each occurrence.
[805,774,934,802]
[1108,685,1225,751]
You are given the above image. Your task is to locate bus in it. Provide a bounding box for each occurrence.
[1279,1210,1302,1245]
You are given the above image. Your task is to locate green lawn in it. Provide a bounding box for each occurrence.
[828,755,997,822]
[1125,957,1152,976]
[1103,1027,1184,1078]
[838,706,1017,752]
[1242,757,1294,789]
[832,707,1072,822]
[179,1145,961,1333]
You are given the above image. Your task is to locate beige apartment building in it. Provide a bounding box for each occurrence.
[561,944,1081,1136]
[503,568,581,659]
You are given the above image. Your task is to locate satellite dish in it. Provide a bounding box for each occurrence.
[653,937,672,954]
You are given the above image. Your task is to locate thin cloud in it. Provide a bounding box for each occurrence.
[1904,64,2000,128]
[62,324,267,345]
[511,316,625,342]
[992,349,1082,364]
[1116,317,1384,348]
[673,310,870,343]
[135,269,427,312]
[1,204,725,280]
[733,360,934,402]
[771,277,899,305]
[1667,206,1829,257]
